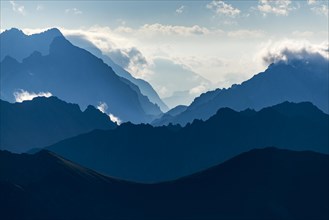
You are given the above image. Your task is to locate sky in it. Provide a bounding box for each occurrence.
[1,0,328,107]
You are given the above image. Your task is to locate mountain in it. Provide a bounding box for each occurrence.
[0,28,163,123]
[152,105,187,126]
[157,58,329,126]
[0,28,63,62]
[1,147,328,220]
[0,96,116,153]
[44,102,328,182]
[66,35,169,112]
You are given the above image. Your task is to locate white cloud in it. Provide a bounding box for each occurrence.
[65,8,82,15]
[14,90,52,102]
[97,102,121,125]
[257,0,294,16]
[307,0,317,5]
[306,0,328,17]
[97,102,108,113]
[257,40,329,65]
[311,4,328,17]
[109,114,121,125]
[176,5,185,14]
[10,1,26,15]
[207,0,240,17]
[227,29,266,39]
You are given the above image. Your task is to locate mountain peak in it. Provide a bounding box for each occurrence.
[1,55,20,65]
[43,28,63,36]
[1,27,65,62]
[1,28,26,37]
[32,28,64,40]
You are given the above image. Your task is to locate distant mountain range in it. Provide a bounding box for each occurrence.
[40,101,328,182]
[155,58,329,126]
[66,35,169,112]
[0,96,116,153]
[1,147,328,220]
[0,28,163,123]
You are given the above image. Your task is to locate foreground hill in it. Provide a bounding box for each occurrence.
[156,58,329,126]
[1,147,328,220]
[0,28,162,123]
[45,101,328,182]
[0,97,116,153]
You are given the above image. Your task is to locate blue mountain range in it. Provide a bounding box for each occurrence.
[42,101,328,182]
[0,28,163,123]
[155,57,329,125]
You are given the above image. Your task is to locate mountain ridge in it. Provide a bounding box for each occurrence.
[0,96,116,153]
[1,147,328,219]
[0,31,163,123]
[66,35,169,112]
[156,58,329,126]
[44,101,328,182]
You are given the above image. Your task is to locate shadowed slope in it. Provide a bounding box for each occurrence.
[1,148,328,220]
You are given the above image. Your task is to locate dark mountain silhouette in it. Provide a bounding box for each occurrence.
[0,96,116,153]
[152,105,187,126]
[0,28,162,123]
[44,102,328,182]
[0,28,63,62]
[157,58,329,126]
[67,35,169,112]
[1,147,328,220]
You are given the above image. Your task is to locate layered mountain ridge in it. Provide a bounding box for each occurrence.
[43,101,328,182]
[155,58,329,126]
[0,28,163,123]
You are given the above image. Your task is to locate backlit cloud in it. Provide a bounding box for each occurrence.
[14,90,52,102]
[97,102,121,124]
